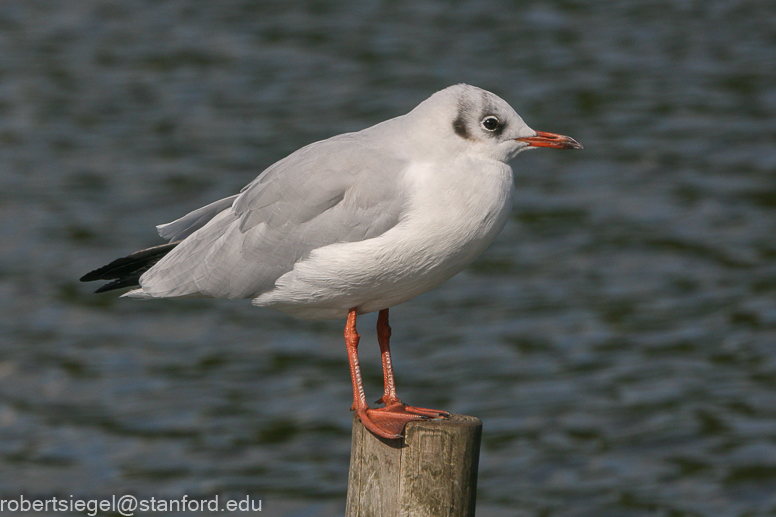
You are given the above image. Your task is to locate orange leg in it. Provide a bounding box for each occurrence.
[376,309,399,406]
[345,307,449,440]
[345,308,368,413]
[375,308,450,419]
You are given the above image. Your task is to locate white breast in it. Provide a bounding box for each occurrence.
[253,157,515,320]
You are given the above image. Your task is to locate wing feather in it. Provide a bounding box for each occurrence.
[138,134,408,300]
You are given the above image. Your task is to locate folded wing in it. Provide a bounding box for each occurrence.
[134,134,408,300]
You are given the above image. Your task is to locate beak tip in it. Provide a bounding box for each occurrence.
[517,131,583,150]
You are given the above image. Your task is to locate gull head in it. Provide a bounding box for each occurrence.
[404,84,582,163]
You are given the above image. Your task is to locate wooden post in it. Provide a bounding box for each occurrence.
[346,414,482,517]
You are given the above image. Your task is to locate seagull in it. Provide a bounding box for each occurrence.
[81,84,582,439]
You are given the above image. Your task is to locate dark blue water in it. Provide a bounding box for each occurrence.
[1,1,775,516]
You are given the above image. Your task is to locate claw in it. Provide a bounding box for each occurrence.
[403,405,450,419]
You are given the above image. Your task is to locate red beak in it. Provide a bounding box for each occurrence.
[517,131,583,150]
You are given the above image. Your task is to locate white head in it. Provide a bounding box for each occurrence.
[401,84,582,163]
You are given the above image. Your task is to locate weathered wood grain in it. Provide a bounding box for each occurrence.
[346,414,482,517]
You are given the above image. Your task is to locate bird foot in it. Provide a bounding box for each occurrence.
[356,402,450,439]
[376,396,450,419]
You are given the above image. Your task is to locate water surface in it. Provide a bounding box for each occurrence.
[1,1,775,516]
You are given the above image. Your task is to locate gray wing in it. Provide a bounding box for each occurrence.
[138,133,408,299]
[156,194,239,241]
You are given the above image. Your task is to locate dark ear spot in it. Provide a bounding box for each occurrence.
[453,113,470,139]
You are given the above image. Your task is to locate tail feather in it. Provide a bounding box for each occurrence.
[80,241,181,293]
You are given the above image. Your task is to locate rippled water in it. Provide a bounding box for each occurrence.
[1,1,775,516]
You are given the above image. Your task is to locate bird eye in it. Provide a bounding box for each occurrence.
[481,116,500,131]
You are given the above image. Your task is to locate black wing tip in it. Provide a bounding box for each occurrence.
[80,269,104,283]
[79,258,134,283]
[80,241,181,293]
